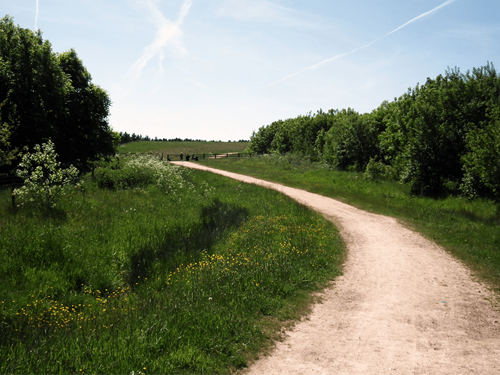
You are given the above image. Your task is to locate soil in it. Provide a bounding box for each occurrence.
[172,162,500,374]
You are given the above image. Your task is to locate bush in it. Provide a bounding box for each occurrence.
[94,154,194,194]
[364,158,393,181]
[94,167,144,189]
[13,140,79,211]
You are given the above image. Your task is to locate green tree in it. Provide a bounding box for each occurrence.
[322,109,379,171]
[0,91,19,167]
[55,49,115,166]
[462,107,500,201]
[0,16,115,170]
[379,64,500,196]
[246,120,283,154]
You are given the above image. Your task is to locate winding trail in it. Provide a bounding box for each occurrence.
[173,162,500,374]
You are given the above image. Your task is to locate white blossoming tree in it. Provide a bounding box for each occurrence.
[13,140,79,211]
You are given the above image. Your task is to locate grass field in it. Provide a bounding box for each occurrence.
[118,141,249,157]
[199,154,500,292]
[0,155,343,374]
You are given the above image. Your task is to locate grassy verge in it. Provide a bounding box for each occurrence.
[199,154,500,292]
[118,141,248,155]
[0,159,343,374]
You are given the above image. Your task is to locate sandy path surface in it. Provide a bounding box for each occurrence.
[173,162,500,374]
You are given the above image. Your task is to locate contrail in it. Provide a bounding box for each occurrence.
[383,0,457,38]
[128,0,193,83]
[262,0,458,89]
[35,0,39,30]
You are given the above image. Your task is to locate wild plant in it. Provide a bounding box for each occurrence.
[95,154,196,195]
[364,158,394,181]
[13,140,79,211]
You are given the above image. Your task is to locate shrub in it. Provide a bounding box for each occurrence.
[13,140,79,210]
[94,154,195,194]
[94,167,143,189]
[364,158,393,181]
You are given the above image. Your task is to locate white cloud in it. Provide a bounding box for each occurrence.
[128,0,193,84]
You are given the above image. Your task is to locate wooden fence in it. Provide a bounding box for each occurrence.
[166,153,254,161]
[117,152,256,162]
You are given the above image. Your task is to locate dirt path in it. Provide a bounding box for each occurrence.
[173,162,500,374]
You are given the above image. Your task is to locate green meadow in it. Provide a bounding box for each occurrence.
[200,154,500,291]
[118,141,249,156]
[0,155,343,374]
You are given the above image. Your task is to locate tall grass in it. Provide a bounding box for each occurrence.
[0,156,343,374]
[199,155,500,291]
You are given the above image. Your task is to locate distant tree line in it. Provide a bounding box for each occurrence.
[0,16,118,172]
[119,132,248,144]
[247,63,500,201]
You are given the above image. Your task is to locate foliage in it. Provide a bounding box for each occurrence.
[322,109,379,171]
[0,16,115,170]
[94,154,194,194]
[380,64,500,196]
[13,140,79,211]
[0,91,18,167]
[363,158,393,181]
[247,62,500,199]
[267,111,335,160]
[462,107,500,201]
[246,108,380,166]
[246,120,283,154]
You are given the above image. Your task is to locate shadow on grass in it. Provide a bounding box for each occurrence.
[129,198,249,284]
[444,207,500,226]
[4,203,68,222]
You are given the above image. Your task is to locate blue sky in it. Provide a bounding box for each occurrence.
[3,0,500,141]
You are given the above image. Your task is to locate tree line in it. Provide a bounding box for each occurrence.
[0,16,118,172]
[246,63,500,201]
[119,132,249,144]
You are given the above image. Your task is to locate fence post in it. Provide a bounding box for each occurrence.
[226,153,228,158]
[203,154,205,159]
[214,154,217,159]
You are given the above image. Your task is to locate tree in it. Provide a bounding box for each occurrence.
[0,16,116,170]
[322,109,379,171]
[0,90,19,167]
[379,63,500,196]
[462,106,500,201]
[120,132,132,144]
[246,120,283,154]
[55,49,115,166]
